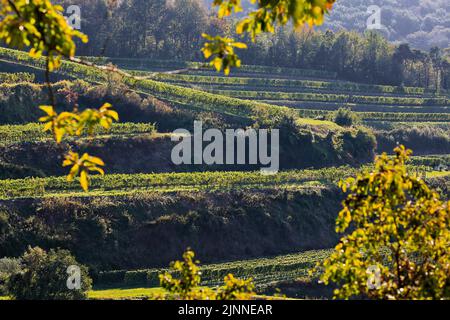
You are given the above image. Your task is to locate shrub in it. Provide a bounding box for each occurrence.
[6,247,92,300]
[329,107,360,127]
[0,257,21,295]
[375,125,450,155]
[340,127,377,163]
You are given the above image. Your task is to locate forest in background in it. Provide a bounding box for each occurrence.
[0,0,448,300]
[55,0,450,89]
[319,0,450,50]
[205,0,450,50]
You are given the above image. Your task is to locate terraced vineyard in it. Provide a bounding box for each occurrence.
[96,249,332,290]
[124,61,450,125]
[0,46,448,300]
[0,167,354,199]
[0,123,156,146]
[3,47,449,126]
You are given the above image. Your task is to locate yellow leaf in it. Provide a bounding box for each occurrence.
[62,159,72,167]
[80,170,89,192]
[43,122,53,132]
[55,128,65,143]
[213,58,223,71]
[202,47,212,59]
[39,105,55,115]
[100,103,112,110]
[108,110,119,121]
[88,156,105,166]
[100,118,110,129]
[232,42,247,49]
[69,163,80,177]
[89,167,105,175]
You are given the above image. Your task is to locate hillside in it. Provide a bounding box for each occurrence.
[0,44,449,299]
[203,0,450,50]
[321,0,450,50]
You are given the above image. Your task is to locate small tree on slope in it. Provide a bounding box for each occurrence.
[317,145,450,299]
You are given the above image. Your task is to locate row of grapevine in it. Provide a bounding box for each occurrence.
[86,56,338,79]
[148,73,448,97]
[293,108,450,122]
[207,89,449,106]
[0,72,35,83]
[268,100,449,113]
[0,167,356,199]
[97,249,332,288]
[0,123,156,146]
[0,165,439,200]
[407,155,450,168]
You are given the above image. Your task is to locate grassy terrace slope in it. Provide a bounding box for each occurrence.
[0,186,344,268]
[0,48,334,129]
[0,121,377,181]
[128,65,450,121]
[1,173,447,270]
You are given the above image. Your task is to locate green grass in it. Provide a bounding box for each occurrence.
[295,118,341,130]
[426,171,450,178]
[88,287,164,300]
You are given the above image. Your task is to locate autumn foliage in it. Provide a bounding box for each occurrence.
[318,146,450,299]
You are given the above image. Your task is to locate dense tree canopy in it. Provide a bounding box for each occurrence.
[320,0,450,50]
